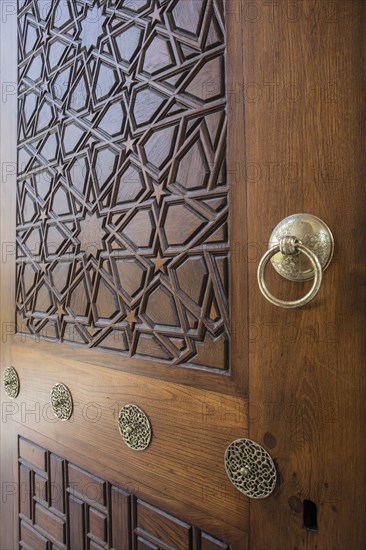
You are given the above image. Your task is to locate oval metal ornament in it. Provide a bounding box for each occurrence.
[50,383,73,421]
[225,438,277,499]
[3,367,20,399]
[118,404,152,451]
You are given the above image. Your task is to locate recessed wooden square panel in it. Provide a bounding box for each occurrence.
[19,437,47,471]
[68,463,107,507]
[135,499,192,549]
[89,507,108,543]
[34,503,65,544]
[68,495,85,550]
[34,473,48,503]
[20,520,48,550]
[137,537,159,550]
[110,486,131,550]
[49,454,65,513]
[201,532,230,550]
[19,465,32,519]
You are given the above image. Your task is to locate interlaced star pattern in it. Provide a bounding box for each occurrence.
[16,0,229,370]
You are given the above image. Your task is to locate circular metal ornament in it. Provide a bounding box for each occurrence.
[118,404,152,451]
[269,213,334,281]
[257,240,323,309]
[3,367,20,399]
[225,438,277,499]
[50,383,73,421]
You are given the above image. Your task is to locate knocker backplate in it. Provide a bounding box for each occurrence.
[50,383,73,421]
[269,213,334,281]
[225,438,277,499]
[118,404,152,451]
[3,367,20,399]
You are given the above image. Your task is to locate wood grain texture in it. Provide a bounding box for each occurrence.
[245,0,366,548]
[10,349,248,545]
[1,1,249,547]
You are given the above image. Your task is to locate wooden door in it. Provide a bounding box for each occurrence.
[0,1,365,549]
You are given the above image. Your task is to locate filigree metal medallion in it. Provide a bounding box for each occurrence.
[225,438,277,499]
[3,367,20,399]
[118,404,152,451]
[50,383,73,421]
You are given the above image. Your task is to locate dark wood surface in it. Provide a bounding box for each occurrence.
[15,0,232,379]
[245,0,366,548]
[9,0,245,397]
[1,0,248,549]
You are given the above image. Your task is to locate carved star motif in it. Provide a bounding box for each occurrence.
[153,182,167,204]
[80,5,106,51]
[56,305,65,317]
[39,209,48,222]
[125,309,137,326]
[150,3,163,23]
[152,251,169,273]
[124,74,135,92]
[124,135,135,153]
[78,212,106,258]
[39,261,48,273]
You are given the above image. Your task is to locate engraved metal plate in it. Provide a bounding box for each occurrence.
[118,404,152,451]
[50,383,73,421]
[269,213,334,281]
[225,438,277,499]
[3,367,20,399]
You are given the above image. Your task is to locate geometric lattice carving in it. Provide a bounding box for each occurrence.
[16,0,229,370]
[18,437,230,549]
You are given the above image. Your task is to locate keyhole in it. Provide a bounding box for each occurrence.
[303,499,318,532]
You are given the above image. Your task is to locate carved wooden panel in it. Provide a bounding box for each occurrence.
[16,0,229,370]
[18,437,230,549]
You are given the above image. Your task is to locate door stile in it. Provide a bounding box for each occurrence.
[1,2,19,547]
